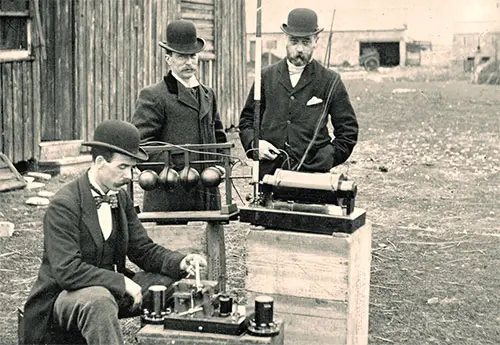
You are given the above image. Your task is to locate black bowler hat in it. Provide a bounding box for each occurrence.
[158,20,206,54]
[82,120,148,161]
[281,8,324,37]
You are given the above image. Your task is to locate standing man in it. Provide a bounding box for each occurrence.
[132,20,226,212]
[20,120,206,345]
[239,8,358,179]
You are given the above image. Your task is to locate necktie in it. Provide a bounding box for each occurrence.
[190,86,199,100]
[91,185,118,209]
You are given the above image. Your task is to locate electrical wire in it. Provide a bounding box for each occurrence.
[295,74,340,171]
[140,140,243,165]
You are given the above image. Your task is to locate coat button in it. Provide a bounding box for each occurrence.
[286,120,291,124]
[290,95,295,100]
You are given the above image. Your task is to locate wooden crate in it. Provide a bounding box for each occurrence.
[136,324,284,345]
[246,222,372,345]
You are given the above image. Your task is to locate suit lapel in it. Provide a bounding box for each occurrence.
[177,84,200,111]
[277,60,293,93]
[198,85,211,120]
[78,173,104,262]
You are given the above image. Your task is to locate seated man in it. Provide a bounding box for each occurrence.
[19,120,206,345]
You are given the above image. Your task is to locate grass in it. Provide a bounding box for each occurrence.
[1,66,499,344]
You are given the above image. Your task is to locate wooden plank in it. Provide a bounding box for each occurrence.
[154,0,162,83]
[123,1,131,120]
[245,223,372,345]
[116,0,124,120]
[181,0,214,5]
[246,229,350,300]
[102,0,110,122]
[40,0,55,141]
[137,324,284,345]
[13,62,23,162]
[0,64,3,154]
[74,0,86,142]
[54,0,72,140]
[108,0,117,120]
[94,0,103,124]
[180,2,213,11]
[138,210,239,223]
[347,220,372,345]
[86,0,95,139]
[181,12,214,21]
[0,153,26,192]
[144,0,152,86]
[3,63,13,158]
[39,140,84,160]
[136,3,144,92]
[22,61,33,159]
[205,221,226,291]
[130,4,139,119]
[30,1,41,159]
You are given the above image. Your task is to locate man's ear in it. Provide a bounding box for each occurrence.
[165,54,171,66]
[95,156,106,168]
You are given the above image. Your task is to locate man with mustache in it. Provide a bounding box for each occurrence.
[132,20,226,213]
[239,8,358,179]
[20,120,206,345]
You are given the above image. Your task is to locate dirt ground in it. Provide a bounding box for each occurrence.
[1,65,499,344]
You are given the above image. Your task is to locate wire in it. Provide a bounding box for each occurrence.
[231,178,246,205]
[295,74,340,171]
[140,141,243,165]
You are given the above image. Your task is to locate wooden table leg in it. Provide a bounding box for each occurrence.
[205,221,226,291]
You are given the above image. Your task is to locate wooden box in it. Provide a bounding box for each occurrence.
[136,324,284,345]
[246,222,372,345]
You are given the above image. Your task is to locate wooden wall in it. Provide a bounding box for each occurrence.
[0,0,246,163]
[0,0,42,163]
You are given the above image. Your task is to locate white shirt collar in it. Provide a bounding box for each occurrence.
[172,71,200,88]
[286,59,307,75]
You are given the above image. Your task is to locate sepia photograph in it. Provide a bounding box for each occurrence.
[1,0,499,344]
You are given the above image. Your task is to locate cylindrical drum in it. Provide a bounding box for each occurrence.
[255,295,274,326]
[148,285,167,316]
[219,294,233,316]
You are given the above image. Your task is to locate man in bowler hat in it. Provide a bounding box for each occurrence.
[20,120,207,345]
[239,8,358,179]
[132,20,226,212]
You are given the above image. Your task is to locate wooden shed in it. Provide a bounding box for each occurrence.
[0,0,246,164]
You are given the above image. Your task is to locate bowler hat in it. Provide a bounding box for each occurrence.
[281,8,324,37]
[159,20,205,54]
[82,120,148,161]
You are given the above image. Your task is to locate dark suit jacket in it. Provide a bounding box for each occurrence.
[20,172,185,344]
[132,72,227,211]
[239,59,358,177]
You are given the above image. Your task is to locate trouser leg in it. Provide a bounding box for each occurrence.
[53,286,123,345]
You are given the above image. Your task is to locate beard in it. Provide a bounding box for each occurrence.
[287,52,312,67]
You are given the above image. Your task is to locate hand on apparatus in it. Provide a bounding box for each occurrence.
[124,276,142,310]
[259,140,279,160]
[180,254,207,277]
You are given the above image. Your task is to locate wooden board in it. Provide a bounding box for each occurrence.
[137,324,284,345]
[246,223,372,345]
[0,153,26,192]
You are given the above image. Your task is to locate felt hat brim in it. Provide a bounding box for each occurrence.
[82,141,149,161]
[158,37,206,54]
[280,24,324,37]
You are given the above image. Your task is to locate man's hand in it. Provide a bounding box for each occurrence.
[124,276,142,311]
[180,254,207,277]
[259,140,279,160]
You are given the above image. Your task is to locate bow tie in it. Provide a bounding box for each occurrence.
[91,185,118,209]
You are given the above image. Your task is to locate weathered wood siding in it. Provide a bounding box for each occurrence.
[0,0,42,163]
[0,0,246,163]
